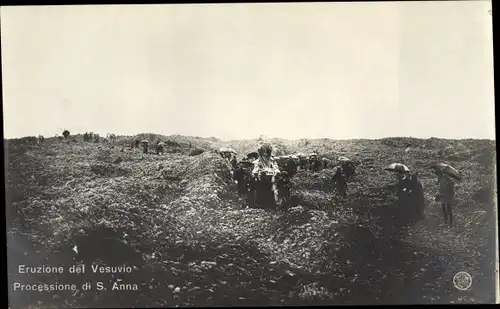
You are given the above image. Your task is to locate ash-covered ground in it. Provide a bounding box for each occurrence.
[5,134,497,308]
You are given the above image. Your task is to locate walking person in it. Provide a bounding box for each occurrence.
[332,167,348,199]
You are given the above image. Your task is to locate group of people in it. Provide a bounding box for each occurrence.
[394,171,426,224]
[393,166,457,228]
[131,140,167,154]
[221,143,460,229]
[219,144,359,209]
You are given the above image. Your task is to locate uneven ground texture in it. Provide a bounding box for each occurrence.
[5,134,498,308]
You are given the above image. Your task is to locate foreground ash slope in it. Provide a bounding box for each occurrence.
[5,134,497,307]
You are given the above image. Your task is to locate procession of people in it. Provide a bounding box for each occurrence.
[220,143,461,229]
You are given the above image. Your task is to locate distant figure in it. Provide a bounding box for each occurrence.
[299,156,307,170]
[305,157,312,170]
[285,158,298,177]
[436,172,455,228]
[38,135,45,144]
[230,155,238,169]
[156,141,165,155]
[310,156,322,172]
[332,167,348,198]
[134,140,140,148]
[275,171,292,206]
[322,157,328,169]
[409,173,426,221]
[141,140,149,154]
[342,161,356,179]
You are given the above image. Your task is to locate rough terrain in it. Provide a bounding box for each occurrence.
[5,134,497,308]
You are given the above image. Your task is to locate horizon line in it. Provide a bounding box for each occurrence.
[3,132,496,142]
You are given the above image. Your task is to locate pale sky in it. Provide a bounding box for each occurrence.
[1,1,495,140]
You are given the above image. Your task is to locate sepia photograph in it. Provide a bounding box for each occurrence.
[2,1,498,307]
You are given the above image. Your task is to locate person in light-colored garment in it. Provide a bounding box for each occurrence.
[436,172,455,227]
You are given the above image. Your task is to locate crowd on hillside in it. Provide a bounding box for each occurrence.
[219,143,459,228]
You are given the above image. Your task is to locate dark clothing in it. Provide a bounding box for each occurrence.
[394,177,413,223]
[233,167,248,193]
[442,203,453,227]
[275,174,292,204]
[311,159,321,172]
[409,178,425,220]
[299,158,307,170]
[342,162,355,179]
[285,160,298,177]
[396,178,412,203]
[332,171,348,198]
[156,144,164,155]
[437,175,455,227]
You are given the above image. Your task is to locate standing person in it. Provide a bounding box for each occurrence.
[332,167,348,198]
[299,156,307,171]
[395,171,412,222]
[275,171,292,207]
[409,172,426,221]
[230,155,238,169]
[436,172,455,227]
[342,161,356,180]
[156,141,165,155]
[233,163,247,194]
[322,157,328,169]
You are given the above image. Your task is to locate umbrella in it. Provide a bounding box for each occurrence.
[431,163,462,181]
[239,161,254,168]
[337,156,351,162]
[309,153,318,157]
[220,147,237,154]
[247,151,259,159]
[384,163,410,173]
[333,165,342,173]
